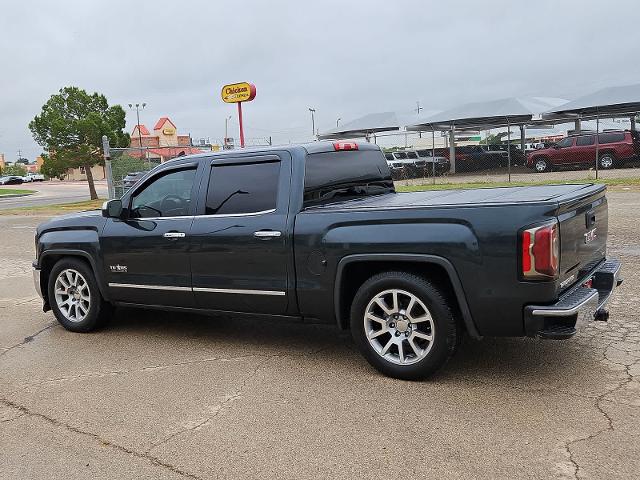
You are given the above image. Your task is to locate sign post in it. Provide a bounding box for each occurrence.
[221,82,256,148]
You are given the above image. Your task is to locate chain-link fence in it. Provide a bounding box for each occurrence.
[109,145,213,197]
[378,121,640,188]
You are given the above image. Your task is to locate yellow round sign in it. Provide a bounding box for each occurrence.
[221,82,256,103]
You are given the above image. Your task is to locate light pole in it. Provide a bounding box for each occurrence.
[309,108,316,139]
[336,117,341,128]
[128,103,146,159]
[224,115,232,149]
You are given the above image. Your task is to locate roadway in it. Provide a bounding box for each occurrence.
[0,181,108,210]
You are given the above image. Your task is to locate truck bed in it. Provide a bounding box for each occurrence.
[307,184,606,210]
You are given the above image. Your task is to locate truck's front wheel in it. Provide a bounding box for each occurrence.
[48,258,112,332]
[350,271,459,380]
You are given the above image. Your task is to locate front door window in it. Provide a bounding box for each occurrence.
[130,168,196,218]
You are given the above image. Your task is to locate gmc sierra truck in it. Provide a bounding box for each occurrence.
[33,141,622,379]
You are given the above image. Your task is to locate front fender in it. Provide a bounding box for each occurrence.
[37,229,109,301]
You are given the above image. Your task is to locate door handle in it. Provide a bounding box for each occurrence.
[163,232,186,239]
[254,230,282,239]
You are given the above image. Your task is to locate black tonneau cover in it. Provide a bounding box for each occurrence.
[310,184,606,210]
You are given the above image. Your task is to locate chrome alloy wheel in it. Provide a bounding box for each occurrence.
[535,159,547,172]
[54,269,91,323]
[363,288,435,366]
[600,155,614,169]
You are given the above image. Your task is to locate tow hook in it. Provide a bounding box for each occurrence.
[594,308,609,322]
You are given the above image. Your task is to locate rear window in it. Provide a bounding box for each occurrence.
[598,132,625,144]
[304,150,394,207]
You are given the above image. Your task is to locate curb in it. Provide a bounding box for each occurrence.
[0,193,36,200]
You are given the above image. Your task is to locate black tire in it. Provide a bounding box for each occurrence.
[598,153,615,170]
[533,157,550,173]
[350,271,460,380]
[48,257,112,332]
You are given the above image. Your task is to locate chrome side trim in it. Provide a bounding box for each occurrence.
[108,283,192,292]
[193,287,286,296]
[196,208,276,219]
[108,283,285,296]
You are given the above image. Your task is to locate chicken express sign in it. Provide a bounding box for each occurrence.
[221,82,256,103]
[221,82,256,148]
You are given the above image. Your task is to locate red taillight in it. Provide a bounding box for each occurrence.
[333,142,358,151]
[521,222,559,280]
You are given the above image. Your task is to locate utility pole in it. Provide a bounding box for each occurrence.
[224,115,232,149]
[336,117,341,128]
[415,101,423,115]
[309,108,316,139]
[128,103,146,159]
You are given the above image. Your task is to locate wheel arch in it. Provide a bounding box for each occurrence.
[39,250,110,309]
[334,254,481,339]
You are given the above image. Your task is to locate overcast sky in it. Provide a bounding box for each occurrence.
[2,0,640,160]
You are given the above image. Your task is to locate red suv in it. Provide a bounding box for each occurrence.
[527,130,640,172]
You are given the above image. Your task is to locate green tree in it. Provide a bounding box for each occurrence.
[3,164,27,176]
[29,86,129,199]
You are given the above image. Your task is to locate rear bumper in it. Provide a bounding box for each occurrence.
[523,258,622,338]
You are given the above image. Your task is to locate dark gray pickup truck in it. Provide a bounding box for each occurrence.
[33,141,621,379]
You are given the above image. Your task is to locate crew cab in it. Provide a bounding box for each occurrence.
[527,130,640,172]
[33,141,622,379]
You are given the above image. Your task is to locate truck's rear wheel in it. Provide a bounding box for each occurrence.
[48,258,111,332]
[350,271,459,380]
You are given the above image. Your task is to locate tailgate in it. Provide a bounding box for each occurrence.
[557,186,608,289]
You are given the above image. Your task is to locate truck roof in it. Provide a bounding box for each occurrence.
[168,140,381,164]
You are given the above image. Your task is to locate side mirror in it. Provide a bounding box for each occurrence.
[102,199,123,218]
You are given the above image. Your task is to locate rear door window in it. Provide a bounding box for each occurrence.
[576,135,595,146]
[206,161,280,215]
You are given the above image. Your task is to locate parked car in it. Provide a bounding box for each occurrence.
[527,130,640,172]
[484,144,527,166]
[0,176,24,185]
[433,145,503,172]
[123,171,146,189]
[385,151,417,179]
[415,149,450,175]
[27,173,45,182]
[33,141,621,380]
[21,175,33,183]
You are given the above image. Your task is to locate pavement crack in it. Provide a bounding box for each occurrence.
[145,356,272,454]
[562,354,637,479]
[0,322,55,359]
[0,398,205,480]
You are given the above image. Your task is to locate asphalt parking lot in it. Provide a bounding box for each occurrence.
[1,190,638,479]
[0,180,108,210]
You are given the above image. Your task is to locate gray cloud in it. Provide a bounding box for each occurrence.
[1,0,639,159]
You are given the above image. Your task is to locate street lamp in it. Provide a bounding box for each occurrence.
[336,117,341,128]
[224,115,232,149]
[309,108,316,139]
[128,103,146,159]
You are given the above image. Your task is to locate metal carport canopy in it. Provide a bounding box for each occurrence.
[317,112,400,140]
[405,97,567,174]
[406,97,567,131]
[542,83,640,121]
